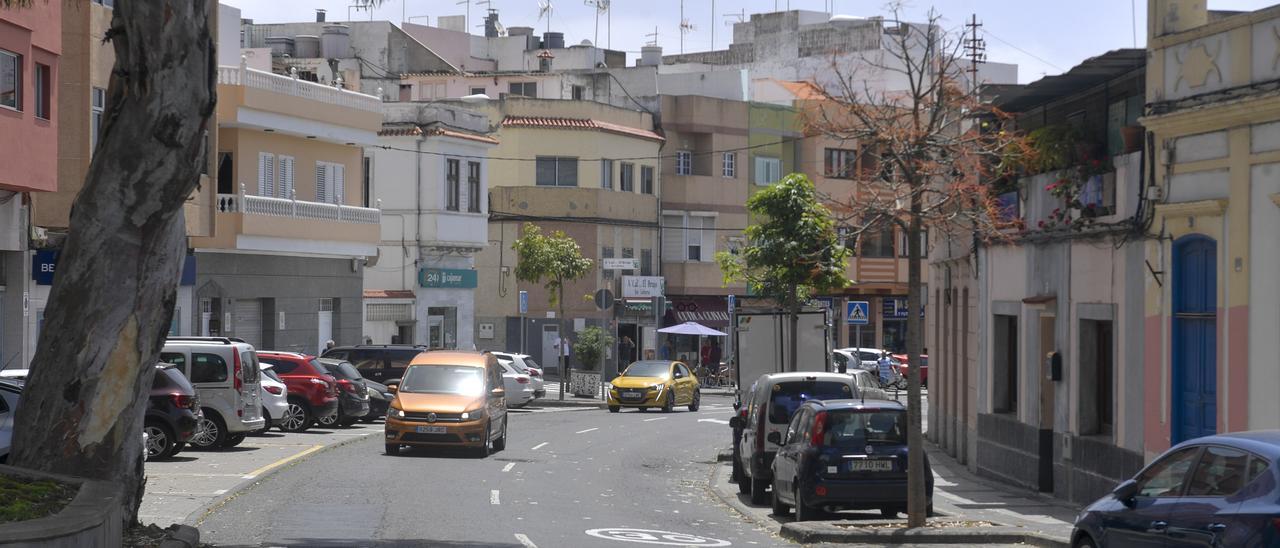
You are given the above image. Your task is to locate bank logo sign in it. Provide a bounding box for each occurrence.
[419,268,478,289]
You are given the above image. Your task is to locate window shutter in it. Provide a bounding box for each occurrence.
[333,164,345,204]
[279,156,295,198]
[701,216,716,259]
[662,214,684,261]
[316,162,328,203]
[259,153,276,197]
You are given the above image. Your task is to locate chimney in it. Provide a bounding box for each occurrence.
[484,10,500,38]
[316,9,326,23]
[1150,0,1207,38]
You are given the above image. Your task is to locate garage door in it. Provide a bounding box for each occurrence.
[234,299,263,350]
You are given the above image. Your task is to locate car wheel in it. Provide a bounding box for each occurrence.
[794,486,819,521]
[222,432,246,448]
[318,410,339,428]
[280,399,311,433]
[750,474,769,505]
[385,443,400,456]
[1072,535,1097,548]
[688,390,701,412]
[608,405,620,413]
[144,421,178,460]
[770,480,791,516]
[493,418,508,451]
[476,421,492,458]
[170,442,185,457]
[189,412,226,450]
[733,461,750,494]
[880,507,899,518]
[662,391,675,413]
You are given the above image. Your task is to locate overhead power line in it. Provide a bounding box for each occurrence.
[979,28,1066,73]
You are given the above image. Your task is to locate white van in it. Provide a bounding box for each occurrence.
[162,337,265,448]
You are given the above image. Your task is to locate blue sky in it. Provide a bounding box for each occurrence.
[223,0,1278,83]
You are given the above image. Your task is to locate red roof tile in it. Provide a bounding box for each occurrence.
[502,116,664,142]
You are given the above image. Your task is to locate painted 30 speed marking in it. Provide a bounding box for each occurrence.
[585,528,731,546]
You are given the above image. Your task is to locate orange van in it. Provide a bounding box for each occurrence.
[383,351,509,457]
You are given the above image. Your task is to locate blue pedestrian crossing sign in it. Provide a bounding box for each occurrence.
[846,301,870,325]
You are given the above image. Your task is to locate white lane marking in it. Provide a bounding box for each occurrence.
[576,428,599,434]
[514,534,538,548]
[490,490,501,505]
[532,442,549,450]
[698,418,730,425]
[643,417,667,422]
[503,462,516,473]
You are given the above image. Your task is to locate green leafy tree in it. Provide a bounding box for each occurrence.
[717,173,850,372]
[572,326,613,372]
[512,224,593,399]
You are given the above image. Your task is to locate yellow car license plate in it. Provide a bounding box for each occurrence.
[415,426,447,434]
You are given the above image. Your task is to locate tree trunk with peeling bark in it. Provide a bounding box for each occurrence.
[9,0,216,526]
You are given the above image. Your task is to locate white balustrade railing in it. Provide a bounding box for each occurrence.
[216,193,381,225]
[217,59,382,113]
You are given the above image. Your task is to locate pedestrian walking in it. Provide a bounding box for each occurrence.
[619,335,636,365]
[877,352,893,386]
[325,339,336,351]
[660,340,673,360]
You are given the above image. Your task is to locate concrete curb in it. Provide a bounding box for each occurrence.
[0,464,122,547]
[780,521,1070,547]
[181,431,377,527]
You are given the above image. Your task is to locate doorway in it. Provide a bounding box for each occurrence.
[1037,314,1056,493]
[317,298,333,354]
[1172,235,1217,444]
[541,325,560,376]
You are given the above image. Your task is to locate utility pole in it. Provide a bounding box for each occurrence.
[963,14,987,94]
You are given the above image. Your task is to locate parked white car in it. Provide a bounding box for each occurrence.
[497,359,536,408]
[493,352,545,399]
[0,378,20,463]
[833,347,905,388]
[161,337,265,449]
[0,369,28,380]
[258,364,289,434]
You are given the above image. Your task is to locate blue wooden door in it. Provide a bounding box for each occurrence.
[1172,236,1217,444]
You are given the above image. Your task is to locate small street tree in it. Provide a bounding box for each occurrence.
[805,5,1025,527]
[512,224,593,400]
[573,326,613,372]
[716,173,850,372]
[4,0,217,525]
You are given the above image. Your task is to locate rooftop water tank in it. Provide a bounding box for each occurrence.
[321,24,350,59]
[265,36,295,57]
[542,31,564,49]
[639,45,663,66]
[294,35,320,58]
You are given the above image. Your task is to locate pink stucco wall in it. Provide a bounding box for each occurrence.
[0,4,60,193]
[1143,314,1168,455]
[1226,306,1249,432]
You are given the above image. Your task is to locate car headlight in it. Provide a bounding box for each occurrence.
[390,408,406,419]
[650,384,664,392]
[461,410,484,420]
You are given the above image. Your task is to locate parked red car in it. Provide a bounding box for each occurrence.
[891,354,928,387]
[255,352,339,432]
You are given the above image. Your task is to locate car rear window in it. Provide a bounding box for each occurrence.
[825,409,907,447]
[385,349,421,368]
[190,353,228,383]
[769,381,852,423]
[263,369,283,383]
[400,365,484,395]
[522,357,541,369]
[240,351,260,383]
[499,357,528,373]
[323,360,361,380]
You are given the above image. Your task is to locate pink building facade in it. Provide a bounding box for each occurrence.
[0,3,60,193]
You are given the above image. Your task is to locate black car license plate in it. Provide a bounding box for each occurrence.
[847,459,894,472]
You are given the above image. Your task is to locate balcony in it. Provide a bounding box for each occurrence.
[662,173,748,211]
[194,192,380,257]
[663,260,740,296]
[490,186,658,225]
[216,61,382,145]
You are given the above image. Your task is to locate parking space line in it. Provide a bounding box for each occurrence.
[241,444,324,479]
[531,442,548,450]
[503,463,516,473]
[575,428,598,434]
[514,533,537,548]
[490,490,500,505]
[643,417,667,422]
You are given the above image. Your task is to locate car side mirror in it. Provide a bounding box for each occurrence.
[1112,479,1139,506]
[386,384,398,393]
[766,432,782,445]
[729,416,744,429]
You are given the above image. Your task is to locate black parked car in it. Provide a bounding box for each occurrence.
[146,363,202,460]
[320,345,426,387]
[362,378,393,422]
[769,398,932,521]
[316,358,370,427]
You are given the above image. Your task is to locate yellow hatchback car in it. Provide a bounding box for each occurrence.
[608,360,701,413]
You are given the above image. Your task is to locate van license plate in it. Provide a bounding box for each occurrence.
[849,459,893,472]
[415,426,447,434]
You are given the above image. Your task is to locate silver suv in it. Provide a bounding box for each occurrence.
[162,337,265,449]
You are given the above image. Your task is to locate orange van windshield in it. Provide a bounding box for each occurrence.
[400,365,484,395]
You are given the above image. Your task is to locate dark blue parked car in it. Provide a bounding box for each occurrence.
[1071,430,1280,548]
[769,398,932,521]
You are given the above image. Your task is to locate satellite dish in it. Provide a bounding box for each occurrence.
[494,21,508,37]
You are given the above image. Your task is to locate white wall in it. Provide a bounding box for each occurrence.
[217,3,242,66]
[1249,163,1280,429]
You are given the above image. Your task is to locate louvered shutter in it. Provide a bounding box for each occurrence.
[259,153,275,197]
[278,156,295,199]
[662,214,684,262]
[316,162,328,203]
[333,164,346,204]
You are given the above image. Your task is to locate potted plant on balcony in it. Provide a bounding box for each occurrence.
[570,326,612,397]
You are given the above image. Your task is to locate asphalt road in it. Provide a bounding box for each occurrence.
[199,393,793,548]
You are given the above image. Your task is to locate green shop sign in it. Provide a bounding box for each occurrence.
[419,268,477,289]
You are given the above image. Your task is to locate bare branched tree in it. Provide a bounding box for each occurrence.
[804,5,1026,527]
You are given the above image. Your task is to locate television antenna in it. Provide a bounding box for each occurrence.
[678,0,696,54]
[456,0,470,33]
[585,0,610,50]
[724,8,746,25]
[537,0,554,34]
[645,26,659,48]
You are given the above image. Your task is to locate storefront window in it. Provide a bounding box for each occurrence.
[427,307,458,349]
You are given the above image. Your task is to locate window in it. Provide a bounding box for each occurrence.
[620,162,635,192]
[1080,174,1116,217]
[859,146,880,178]
[993,314,1018,413]
[600,159,613,189]
[278,155,295,199]
[601,246,614,279]
[258,152,276,197]
[508,82,537,97]
[316,161,346,204]
[1248,455,1271,484]
[641,165,655,195]
[641,249,653,276]
[160,352,186,372]
[469,86,486,96]
[1080,319,1114,435]
[824,148,856,178]
[217,152,234,194]
[687,216,715,262]
[663,214,684,261]
[201,132,210,176]
[92,0,113,6]
[1136,447,1201,498]
[0,49,19,110]
[467,161,482,212]
[676,150,692,176]
[1186,446,1251,497]
[722,152,736,178]
[572,85,585,100]
[34,63,50,120]
[362,156,372,207]
[622,247,635,276]
[754,156,781,185]
[769,381,852,423]
[399,84,412,102]
[446,158,461,211]
[859,226,895,258]
[90,87,105,152]
[190,353,228,383]
[535,156,578,186]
